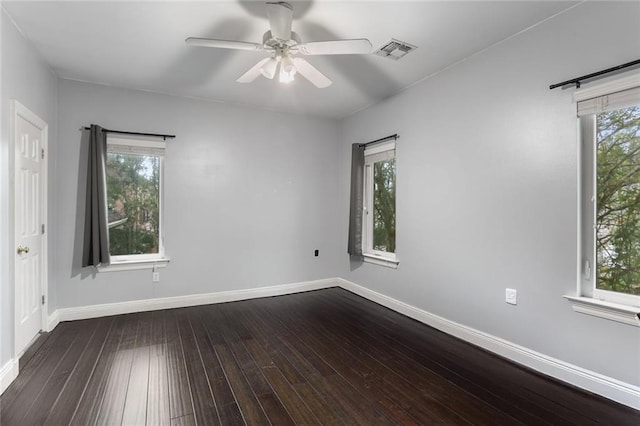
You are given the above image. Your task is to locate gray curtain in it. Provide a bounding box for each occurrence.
[82,124,110,267]
[348,143,365,256]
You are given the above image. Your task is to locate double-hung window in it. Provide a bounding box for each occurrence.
[362,140,397,267]
[573,74,640,324]
[103,136,167,269]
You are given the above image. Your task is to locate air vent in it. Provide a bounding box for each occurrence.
[374,39,417,60]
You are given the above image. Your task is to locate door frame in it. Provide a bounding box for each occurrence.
[11,100,49,360]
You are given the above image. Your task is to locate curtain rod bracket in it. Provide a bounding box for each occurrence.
[549,58,640,90]
[360,133,399,148]
[81,126,175,139]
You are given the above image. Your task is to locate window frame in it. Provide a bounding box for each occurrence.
[362,140,398,268]
[98,135,169,272]
[568,73,640,325]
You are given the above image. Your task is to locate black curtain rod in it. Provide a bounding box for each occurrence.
[549,59,640,90]
[360,133,399,147]
[82,127,175,140]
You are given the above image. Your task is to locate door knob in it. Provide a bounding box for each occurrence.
[17,246,29,255]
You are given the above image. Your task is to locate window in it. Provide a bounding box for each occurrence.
[104,136,166,268]
[363,141,397,266]
[577,75,640,316]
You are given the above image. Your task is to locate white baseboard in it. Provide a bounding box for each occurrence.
[0,358,18,395]
[50,278,337,325]
[337,278,640,411]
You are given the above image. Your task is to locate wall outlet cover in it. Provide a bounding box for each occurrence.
[505,288,517,305]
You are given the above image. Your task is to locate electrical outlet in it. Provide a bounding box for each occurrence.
[314,249,319,257]
[505,288,517,305]
[152,271,160,283]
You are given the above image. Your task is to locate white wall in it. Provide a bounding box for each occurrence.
[55,79,340,309]
[0,9,58,368]
[338,2,640,387]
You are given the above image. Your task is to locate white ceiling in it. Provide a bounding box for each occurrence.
[3,1,577,119]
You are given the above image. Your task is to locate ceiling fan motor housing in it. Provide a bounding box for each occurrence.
[263,30,301,53]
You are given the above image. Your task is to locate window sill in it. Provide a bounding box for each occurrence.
[363,253,399,269]
[564,296,640,327]
[97,258,170,272]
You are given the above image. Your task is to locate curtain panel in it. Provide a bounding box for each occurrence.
[348,143,365,256]
[82,124,111,267]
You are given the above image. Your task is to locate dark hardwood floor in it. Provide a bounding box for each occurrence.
[1,287,638,425]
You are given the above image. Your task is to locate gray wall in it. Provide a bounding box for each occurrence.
[2,0,638,395]
[338,2,640,386]
[55,79,340,308]
[0,9,58,366]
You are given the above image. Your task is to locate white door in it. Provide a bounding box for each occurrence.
[13,100,47,356]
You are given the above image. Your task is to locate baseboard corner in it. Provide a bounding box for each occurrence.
[47,309,60,332]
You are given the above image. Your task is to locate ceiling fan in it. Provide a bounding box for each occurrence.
[185,2,372,88]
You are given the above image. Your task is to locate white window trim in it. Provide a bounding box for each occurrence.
[99,135,167,273]
[97,257,170,272]
[362,140,398,266]
[568,72,640,325]
[564,296,639,327]
[573,73,640,104]
[363,253,399,269]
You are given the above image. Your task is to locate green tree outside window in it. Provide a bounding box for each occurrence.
[373,158,396,253]
[106,152,160,256]
[596,105,640,296]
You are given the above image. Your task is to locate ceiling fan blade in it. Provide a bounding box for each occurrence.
[237,58,272,83]
[266,2,292,40]
[185,37,264,51]
[292,57,332,88]
[298,39,372,55]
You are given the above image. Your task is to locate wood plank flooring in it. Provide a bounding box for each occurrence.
[1,287,638,425]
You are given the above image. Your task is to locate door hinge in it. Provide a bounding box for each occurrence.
[41,295,45,305]
[41,148,45,159]
[42,224,45,234]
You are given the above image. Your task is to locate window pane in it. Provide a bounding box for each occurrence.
[373,158,396,253]
[106,152,160,256]
[596,105,640,296]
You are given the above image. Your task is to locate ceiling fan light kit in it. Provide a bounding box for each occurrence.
[185,1,373,88]
[260,57,279,79]
[279,56,297,83]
